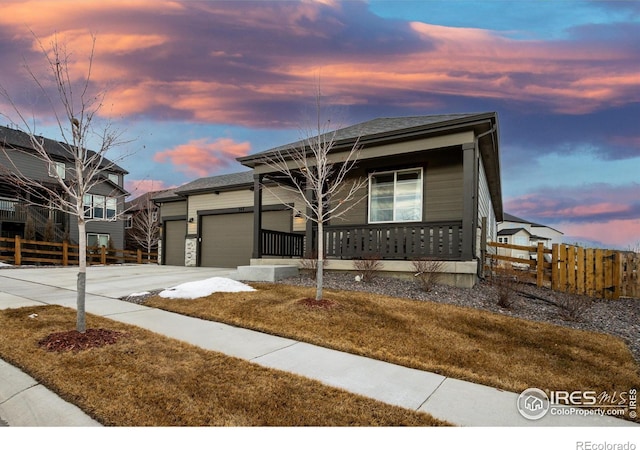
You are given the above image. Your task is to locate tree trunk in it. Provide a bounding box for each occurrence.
[77,220,87,333]
[315,200,324,301]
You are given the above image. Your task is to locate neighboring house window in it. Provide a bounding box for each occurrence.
[107,173,119,185]
[124,215,133,229]
[49,161,65,179]
[514,236,528,246]
[83,194,117,220]
[369,168,423,223]
[87,233,110,248]
[498,237,508,244]
[151,210,158,222]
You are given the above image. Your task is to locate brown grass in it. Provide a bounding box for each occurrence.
[146,283,640,399]
[0,305,447,426]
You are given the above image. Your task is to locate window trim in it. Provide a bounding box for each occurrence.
[86,233,110,248]
[368,167,423,224]
[48,161,65,180]
[83,194,118,220]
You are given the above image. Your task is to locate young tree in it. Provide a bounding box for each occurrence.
[257,91,367,301]
[0,34,130,332]
[129,194,160,261]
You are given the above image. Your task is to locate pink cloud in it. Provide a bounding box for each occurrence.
[153,138,251,177]
[556,219,640,250]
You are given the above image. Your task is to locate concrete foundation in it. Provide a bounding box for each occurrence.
[236,264,299,282]
[250,258,479,289]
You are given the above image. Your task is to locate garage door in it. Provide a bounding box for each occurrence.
[164,220,186,266]
[200,210,291,267]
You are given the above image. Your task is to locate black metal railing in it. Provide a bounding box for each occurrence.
[261,229,304,257]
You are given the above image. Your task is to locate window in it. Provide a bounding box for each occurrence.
[83,194,117,220]
[107,173,119,185]
[498,237,508,244]
[87,233,110,248]
[515,236,528,246]
[48,161,65,179]
[369,168,422,223]
[124,215,133,229]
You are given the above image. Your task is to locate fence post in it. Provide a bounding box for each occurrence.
[62,241,69,266]
[536,242,544,287]
[15,235,21,266]
[137,248,142,264]
[101,245,107,265]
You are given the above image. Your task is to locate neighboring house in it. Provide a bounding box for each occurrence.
[157,112,503,288]
[496,213,563,263]
[0,125,128,249]
[124,190,166,251]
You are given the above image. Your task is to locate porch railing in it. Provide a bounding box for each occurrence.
[323,221,463,260]
[261,228,304,258]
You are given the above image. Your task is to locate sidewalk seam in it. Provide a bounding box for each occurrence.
[415,376,447,411]
[250,341,301,362]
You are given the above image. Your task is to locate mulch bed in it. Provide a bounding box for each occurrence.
[38,329,126,352]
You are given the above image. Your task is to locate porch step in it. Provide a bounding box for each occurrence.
[235,265,299,282]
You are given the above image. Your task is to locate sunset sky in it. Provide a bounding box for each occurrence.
[0,0,638,249]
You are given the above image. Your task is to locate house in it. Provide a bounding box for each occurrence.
[496,213,563,263]
[124,190,166,251]
[0,125,128,249]
[498,212,563,248]
[157,112,502,288]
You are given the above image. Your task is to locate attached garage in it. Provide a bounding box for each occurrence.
[199,208,291,267]
[163,220,186,266]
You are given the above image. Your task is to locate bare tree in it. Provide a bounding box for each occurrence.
[257,90,368,301]
[129,195,160,261]
[0,34,130,332]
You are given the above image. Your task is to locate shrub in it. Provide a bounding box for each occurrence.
[299,252,327,280]
[352,254,383,282]
[412,258,444,292]
[490,266,521,309]
[557,292,592,322]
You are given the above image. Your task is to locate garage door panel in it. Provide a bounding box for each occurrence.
[164,220,186,266]
[200,210,290,268]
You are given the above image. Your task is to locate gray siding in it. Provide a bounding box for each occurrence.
[331,148,463,225]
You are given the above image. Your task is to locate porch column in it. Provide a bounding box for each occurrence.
[304,184,314,257]
[252,173,263,259]
[461,142,478,261]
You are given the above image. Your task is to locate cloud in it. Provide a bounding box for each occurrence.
[1,0,637,129]
[556,219,640,250]
[153,138,251,177]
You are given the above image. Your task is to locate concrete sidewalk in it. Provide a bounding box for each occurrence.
[0,265,637,427]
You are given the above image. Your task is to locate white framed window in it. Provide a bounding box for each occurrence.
[124,215,133,229]
[48,161,65,179]
[87,233,110,248]
[107,173,119,185]
[83,194,117,220]
[369,168,423,223]
[498,237,508,244]
[515,236,528,246]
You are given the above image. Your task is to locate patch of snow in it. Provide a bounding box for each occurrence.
[128,291,150,297]
[158,277,255,300]
[0,262,13,267]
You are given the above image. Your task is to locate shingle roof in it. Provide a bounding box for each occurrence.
[239,112,494,164]
[0,125,128,173]
[497,228,531,236]
[174,171,254,195]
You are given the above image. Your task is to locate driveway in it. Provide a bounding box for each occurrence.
[0,265,236,311]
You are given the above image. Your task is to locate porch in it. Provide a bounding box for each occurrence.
[258,221,463,260]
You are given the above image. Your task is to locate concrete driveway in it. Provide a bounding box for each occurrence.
[0,264,236,310]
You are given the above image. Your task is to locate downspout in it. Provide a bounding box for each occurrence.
[473,122,497,276]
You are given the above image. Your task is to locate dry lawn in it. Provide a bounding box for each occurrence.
[146,283,640,398]
[0,305,448,426]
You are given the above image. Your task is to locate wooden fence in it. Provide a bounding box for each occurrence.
[0,236,158,266]
[486,241,639,300]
